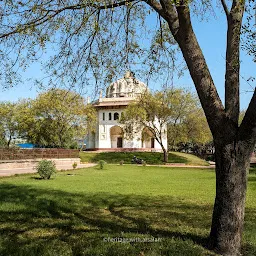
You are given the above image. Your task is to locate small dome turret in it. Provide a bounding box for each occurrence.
[106,71,147,98]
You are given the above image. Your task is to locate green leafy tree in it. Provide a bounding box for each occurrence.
[26,89,89,148]
[0,1,256,254]
[84,103,97,134]
[168,108,212,150]
[0,101,25,147]
[122,89,196,162]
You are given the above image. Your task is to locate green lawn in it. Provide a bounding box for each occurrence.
[0,165,255,255]
[79,151,209,166]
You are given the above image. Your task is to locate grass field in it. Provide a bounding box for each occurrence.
[79,151,209,166]
[0,165,255,256]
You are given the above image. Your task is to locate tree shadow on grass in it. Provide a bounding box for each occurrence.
[248,176,256,182]
[0,183,252,256]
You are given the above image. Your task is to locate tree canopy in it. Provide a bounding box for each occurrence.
[121,88,211,161]
[0,0,183,90]
[0,89,96,148]
[121,89,170,161]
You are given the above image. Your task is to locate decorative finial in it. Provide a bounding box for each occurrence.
[124,70,134,79]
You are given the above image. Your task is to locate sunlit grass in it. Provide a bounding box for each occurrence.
[0,165,255,255]
[170,152,210,166]
[79,151,209,166]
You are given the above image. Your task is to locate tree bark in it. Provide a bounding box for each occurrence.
[7,135,12,148]
[163,148,168,163]
[209,137,250,255]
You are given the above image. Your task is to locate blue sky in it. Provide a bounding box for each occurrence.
[0,5,255,111]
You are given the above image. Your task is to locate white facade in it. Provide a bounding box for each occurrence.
[86,72,167,151]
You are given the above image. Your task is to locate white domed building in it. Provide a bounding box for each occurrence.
[86,71,167,151]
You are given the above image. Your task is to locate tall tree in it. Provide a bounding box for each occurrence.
[121,90,172,162]
[0,1,255,254]
[122,88,206,162]
[26,89,89,148]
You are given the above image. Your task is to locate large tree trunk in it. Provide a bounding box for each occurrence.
[209,139,250,255]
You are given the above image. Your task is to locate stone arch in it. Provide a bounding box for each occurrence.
[110,125,123,148]
[142,127,155,148]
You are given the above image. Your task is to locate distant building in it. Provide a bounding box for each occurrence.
[86,71,167,151]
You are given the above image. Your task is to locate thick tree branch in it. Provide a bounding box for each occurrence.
[239,88,256,157]
[162,3,225,136]
[145,0,179,35]
[224,0,245,126]
[160,0,179,35]
[143,0,164,15]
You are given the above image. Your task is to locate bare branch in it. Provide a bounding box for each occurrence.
[220,0,230,18]
[0,0,138,39]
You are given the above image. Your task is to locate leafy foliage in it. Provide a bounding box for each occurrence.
[28,89,88,148]
[0,100,31,148]
[0,89,96,148]
[168,108,212,151]
[98,160,107,169]
[121,89,173,161]
[36,159,56,179]
[72,162,78,169]
[0,0,183,91]
[121,88,211,160]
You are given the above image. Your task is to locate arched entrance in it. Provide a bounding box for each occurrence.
[110,126,123,148]
[142,127,155,148]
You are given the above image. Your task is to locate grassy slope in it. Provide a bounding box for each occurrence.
[80,151,209,166]
[170,152,209,166]
[0,166,255,256]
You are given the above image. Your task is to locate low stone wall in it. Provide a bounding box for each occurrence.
[0,158,81,170]
[0,149,79,160]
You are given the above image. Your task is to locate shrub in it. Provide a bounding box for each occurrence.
[36,160,56,179]
[72,162,78,169]
[98,160,107,169]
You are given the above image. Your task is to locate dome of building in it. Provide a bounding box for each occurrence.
[106,71,147,98]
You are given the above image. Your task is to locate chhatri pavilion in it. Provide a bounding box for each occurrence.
[86,71,167,151]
